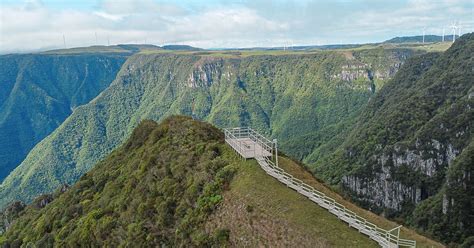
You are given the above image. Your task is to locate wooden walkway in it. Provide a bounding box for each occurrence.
[225,137,272,158]
[224,127,416,248]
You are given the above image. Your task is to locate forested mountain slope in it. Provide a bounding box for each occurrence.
[313,33,473,244]
[0,54,126,181]
[0,117,441,247]
[0,47,417,208]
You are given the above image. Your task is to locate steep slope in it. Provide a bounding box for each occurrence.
[0,54,126,181]
[0,117,441,247]
[313,33,473,244]
[0,47,418,208]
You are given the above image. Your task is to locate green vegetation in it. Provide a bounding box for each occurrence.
[1,117,236,246]
[41,44,162,55]
[0,46,418,208]
[0,117,440,247]
[223,156,442,247]
[384,35,458,43]
[0,35,468,245]
[0,53,126,181]
[312,33,473,245]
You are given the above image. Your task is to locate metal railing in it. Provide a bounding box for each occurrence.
[224,127,274,160]
[224,127,416,248]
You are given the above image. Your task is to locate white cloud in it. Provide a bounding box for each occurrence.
[93,11,126,21]
[0,0,473,53]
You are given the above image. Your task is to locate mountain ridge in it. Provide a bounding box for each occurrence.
[384,35,459,43]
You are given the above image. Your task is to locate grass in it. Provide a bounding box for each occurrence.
[41,44,162,55]
[40,41,452,57]
[337,42,452,52]
[138,48,323,58]
[138,41,452,59]
[41,45,132,54]
[224,150,379,247]
[218,150,444,247]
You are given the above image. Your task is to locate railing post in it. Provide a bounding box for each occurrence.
[273,139,278,167]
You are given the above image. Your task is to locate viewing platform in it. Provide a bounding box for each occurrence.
[224,127,275,159]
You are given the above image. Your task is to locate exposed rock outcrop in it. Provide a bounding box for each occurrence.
[0,201,25,234]
[187,58,224,88]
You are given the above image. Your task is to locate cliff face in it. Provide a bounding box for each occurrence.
[0,48,415,209]
[0,54,126,181]
[317,34,473,244]
[186,57,224,88]
[342,139,462,211]
[0,202,25,235]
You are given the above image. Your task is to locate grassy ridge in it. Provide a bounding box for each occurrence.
[1,117,235,246]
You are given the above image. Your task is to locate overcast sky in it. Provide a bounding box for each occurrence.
[0,0,473,53]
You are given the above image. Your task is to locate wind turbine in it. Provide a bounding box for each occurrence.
[422,27,426,43]
[442,27,445,42]
[63,34,67,49]
[95,32,98,45]
[450,22,458,42]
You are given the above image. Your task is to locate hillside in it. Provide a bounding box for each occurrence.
[0,46,420,208]
[0,117,441,247]
[41,44,162,55]
[384,35,458,43]
[0,53,126,181]
[312,33,473,244]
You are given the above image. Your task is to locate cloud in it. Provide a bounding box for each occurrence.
[0,0,473,53]
[93,11,126,21]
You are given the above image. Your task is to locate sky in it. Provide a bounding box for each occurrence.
[0,0,473,53]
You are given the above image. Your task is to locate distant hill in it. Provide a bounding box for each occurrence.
[42,44,201,54]
[385,35,459,43]
[42,44,162,55]
[231,44,364,51]
[161,44,202,51]
[0,116,441,247]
